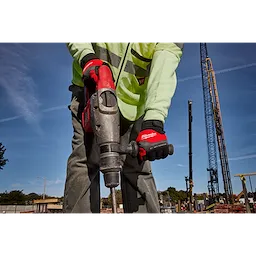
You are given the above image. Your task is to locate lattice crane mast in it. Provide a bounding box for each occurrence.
[200,43,233,204]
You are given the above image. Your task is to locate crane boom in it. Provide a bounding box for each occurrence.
[200,43,219,203]
[200,43,233,204]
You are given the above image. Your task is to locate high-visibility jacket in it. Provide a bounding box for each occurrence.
[67,43,183,123]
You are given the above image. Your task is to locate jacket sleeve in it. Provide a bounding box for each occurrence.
[143,43,183,123]
[66,43,95,66]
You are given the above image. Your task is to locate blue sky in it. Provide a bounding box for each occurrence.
[0,43,256,197]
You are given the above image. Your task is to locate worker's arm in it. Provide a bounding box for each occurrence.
[67,43,111,88]
[135,43,183,162]
[66,43,96,67]
[144,43,183,123]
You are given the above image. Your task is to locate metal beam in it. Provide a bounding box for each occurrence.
[234,172,256,177]
[234,173,255,213]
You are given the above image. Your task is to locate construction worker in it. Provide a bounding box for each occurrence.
[64,43,183,213]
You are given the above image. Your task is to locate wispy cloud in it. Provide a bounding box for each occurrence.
[47,178,64,185]
[0,115,21,123]
[0,44,42,134]
[0,105,68,123]
[178,62,256,83]
[18,177,64,188]
[30,178,64,186]
[229,154,256,161]
[0,59,256,127]
[7,178,64,196]
[41,105,67,113]
[177,164,187,168]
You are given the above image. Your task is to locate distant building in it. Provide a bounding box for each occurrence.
[33,198,63,213]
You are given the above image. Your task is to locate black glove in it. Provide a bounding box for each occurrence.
[136,120,170,161]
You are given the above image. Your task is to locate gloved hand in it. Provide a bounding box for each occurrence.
[81,53,103,83]
[81,54,114,96]
[80,53,103,97]
[136,120,169,162]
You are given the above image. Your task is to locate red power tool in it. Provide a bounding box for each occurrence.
[82,64,174,213]
[82,64,122,213]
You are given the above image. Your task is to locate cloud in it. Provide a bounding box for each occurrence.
[24,177,64,188]
[0,115,21,123]
[47,178,64,186]
[177,164,187,168]
[0,104,68,123]
[178,62,256,83]
[0,58,256,126]
[228,154,256,161]
[0,44,42,134]
[41,105,67,113]
[6,176,65,196]
[29,177,64,187]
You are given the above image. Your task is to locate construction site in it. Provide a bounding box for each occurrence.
[157,43,256,214]
[100,43,256,214]
[0,43,255,214]
[115,40,256,216]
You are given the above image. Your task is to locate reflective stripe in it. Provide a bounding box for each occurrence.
[92,44,151,77]
[131,48,152,62]
[92,44,121,68]
[124,61,149,77]
[174,43,184,50]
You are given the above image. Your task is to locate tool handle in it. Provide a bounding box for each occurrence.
[126,141,174,158]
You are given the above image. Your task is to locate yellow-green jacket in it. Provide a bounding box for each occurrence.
[67,43,183,123]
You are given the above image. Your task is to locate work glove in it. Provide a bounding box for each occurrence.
[136,120,170,162]
[81,53,104,96]
[81,54,104,83]
[81,54,114,96]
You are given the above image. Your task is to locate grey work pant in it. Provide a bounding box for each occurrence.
[63,88,160,213]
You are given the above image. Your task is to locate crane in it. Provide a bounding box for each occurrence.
[200,43,233,204]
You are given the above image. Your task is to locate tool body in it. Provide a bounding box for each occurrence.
[82,65,122,213]
[82,65,174,213]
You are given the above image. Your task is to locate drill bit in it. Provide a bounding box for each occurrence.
[110,187,117,213]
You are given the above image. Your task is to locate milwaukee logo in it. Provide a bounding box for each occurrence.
[141,132,157,140]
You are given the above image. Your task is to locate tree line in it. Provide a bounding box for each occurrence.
[101,187,256,208]
[1,187,255,207]
[0,187,192,207]
[0,190,63,205]
[101,187,204,208]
